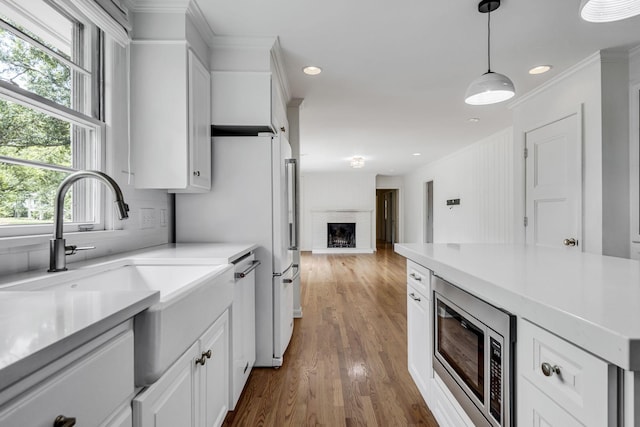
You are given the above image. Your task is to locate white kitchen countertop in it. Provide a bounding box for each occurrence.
[125,243,259,264]
[0,290,158,390]
[0,242,257,392]
[395,243,640,371]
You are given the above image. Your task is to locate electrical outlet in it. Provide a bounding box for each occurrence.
[160,209,167,227]
[140,208,156,229]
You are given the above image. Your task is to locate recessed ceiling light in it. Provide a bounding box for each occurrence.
[469,117,480,123]
[350,156,365,168]
[529,65,552,75]
[412,153,421,156]
[303,66,322,76]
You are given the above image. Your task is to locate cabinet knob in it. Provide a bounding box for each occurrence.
[195,355,207,366]
[563,238,577,247]
[541,362,561,377]
[193,171,201,177]
[280,126,286,132]
[54,415,76,427]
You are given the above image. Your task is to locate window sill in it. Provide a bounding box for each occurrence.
[0,229,129,251]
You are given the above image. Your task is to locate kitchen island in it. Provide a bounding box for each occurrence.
[395,242,640,427]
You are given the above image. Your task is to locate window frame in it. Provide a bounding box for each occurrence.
[0,1,106,238]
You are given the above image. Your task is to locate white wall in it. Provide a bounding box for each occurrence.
[0,39,171,277]
[402,128,514,244]
[300,172,376,251]
[511,50,629,257]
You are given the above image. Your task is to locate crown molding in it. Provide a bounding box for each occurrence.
[211,35,277,51]
[508,51,602,109]
[129,0,214,45]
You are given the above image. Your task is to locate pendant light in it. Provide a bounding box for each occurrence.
[465,0,515,105]
[580,0,640,22]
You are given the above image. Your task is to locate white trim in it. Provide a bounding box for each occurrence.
[129,0,214,47]
[54,0,130,46]
[0,80,104,129]
[211,35,277,50]
[508,52,601,109]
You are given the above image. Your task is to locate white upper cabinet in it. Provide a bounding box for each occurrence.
[210,38,290,136]
[130,9,212,193]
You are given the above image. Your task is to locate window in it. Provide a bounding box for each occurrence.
[0,0,103,237]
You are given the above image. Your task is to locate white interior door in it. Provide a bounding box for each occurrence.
[525,114,581,249]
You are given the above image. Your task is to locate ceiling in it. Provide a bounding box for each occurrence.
[194,0,640,175]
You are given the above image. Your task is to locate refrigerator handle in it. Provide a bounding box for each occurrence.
[286,158,299,250]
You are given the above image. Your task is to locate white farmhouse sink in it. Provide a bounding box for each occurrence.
[18,261,234,386]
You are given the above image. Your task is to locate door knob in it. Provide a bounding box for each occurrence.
[563,238,577,247]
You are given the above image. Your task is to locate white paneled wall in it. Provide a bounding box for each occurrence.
[0,39,171,277]
[402,128,514,244]
[300,172,376,251]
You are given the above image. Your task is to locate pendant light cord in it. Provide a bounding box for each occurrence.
[487,8,492,72]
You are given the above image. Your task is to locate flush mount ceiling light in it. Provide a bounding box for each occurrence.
[412,152,422,156]
[465,0,515,105]
[350,156,365,168]
[529,65,552,75]
[580,0,640,22]
[303,66,322,75]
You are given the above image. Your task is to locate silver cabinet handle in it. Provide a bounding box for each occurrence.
[235,260,261,279]
[541,362,561,377]
[193,171,201,176]
[409,293,421,302]
[409,273,422,282]
[563,238,577,247]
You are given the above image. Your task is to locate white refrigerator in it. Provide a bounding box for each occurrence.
[175,134,299,367]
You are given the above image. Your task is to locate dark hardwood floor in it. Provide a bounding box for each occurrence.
[223,242,439,426]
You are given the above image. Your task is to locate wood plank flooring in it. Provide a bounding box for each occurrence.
[223,242,439,426]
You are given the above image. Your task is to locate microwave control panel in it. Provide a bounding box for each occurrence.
[489,337,502,423]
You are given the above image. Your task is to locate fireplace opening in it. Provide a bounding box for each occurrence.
[327,223,356,248]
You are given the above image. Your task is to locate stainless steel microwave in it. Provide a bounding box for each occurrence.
[433,275,516,427]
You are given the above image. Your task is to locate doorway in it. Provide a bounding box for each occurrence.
[424,181,433,243]
[376,189,399,244]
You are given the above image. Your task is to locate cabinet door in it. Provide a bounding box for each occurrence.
[188,50,211,191]
[518,378,583,427]
[199,311,229,427]
[407,283,431,402]
[0,329,134,427]
[133,341,199,427]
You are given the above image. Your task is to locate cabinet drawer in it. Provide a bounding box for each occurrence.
[407,260,430,297]
[518,319,616,426]
[0,328,134,427]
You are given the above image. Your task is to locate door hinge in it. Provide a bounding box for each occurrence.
[524,216,528,227]
[524,148,529,159]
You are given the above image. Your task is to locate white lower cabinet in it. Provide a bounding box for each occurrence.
[0,322,135,427]
[231,254,256,409]
[406,259,432,403]
[407,281,431,401]
[517,318,617,427]
[133,310,229,427]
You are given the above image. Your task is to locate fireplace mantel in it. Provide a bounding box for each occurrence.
[311,210,374,254]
